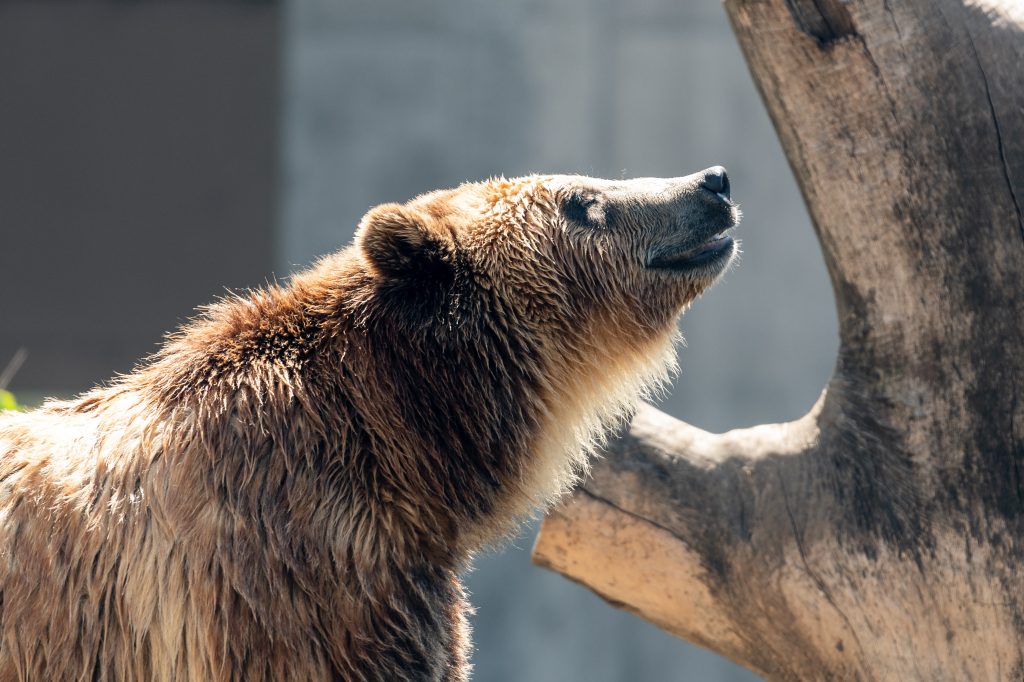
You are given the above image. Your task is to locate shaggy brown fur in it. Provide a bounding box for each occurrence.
[0,173,738,681]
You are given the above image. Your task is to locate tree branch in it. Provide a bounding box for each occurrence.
[533,401,824,676]
[533,490,764,676]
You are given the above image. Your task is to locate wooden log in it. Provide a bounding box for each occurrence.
[534,1,1024,678]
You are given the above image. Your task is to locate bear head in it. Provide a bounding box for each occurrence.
[353,170,739,544]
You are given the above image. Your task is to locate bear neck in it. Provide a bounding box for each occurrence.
[111,251,545,571]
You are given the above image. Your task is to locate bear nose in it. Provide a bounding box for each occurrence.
[700,166,730,198]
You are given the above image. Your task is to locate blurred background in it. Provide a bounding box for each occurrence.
[0,1,836,680]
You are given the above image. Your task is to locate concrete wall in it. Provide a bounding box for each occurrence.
[281,1,837,680]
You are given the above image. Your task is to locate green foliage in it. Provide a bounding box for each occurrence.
[0,349,27,411]
[0,389,18,412]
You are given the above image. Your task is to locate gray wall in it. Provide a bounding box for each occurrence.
[281,1,837,680]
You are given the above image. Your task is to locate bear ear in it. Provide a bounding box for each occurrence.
[356,203,454,283]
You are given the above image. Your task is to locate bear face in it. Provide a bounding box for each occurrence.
[354,170,739,537]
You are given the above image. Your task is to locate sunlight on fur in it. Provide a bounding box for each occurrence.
[519,327,680,519]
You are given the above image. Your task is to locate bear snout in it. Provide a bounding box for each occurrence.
[699,165,731,201]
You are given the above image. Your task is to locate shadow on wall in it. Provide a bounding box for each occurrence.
[0,3,279,394]
[282,1,837,681]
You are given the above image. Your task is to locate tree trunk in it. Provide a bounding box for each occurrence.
[532,1,1024,679]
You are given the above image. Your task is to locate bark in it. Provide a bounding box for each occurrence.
[532,1,1024,679]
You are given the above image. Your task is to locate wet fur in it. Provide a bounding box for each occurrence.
[0,175,733,680]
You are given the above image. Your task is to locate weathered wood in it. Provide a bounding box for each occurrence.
[533,0,1024,679]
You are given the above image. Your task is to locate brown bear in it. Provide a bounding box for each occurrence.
[0,169,738,681]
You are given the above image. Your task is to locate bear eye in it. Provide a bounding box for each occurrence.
[562,192,605,227]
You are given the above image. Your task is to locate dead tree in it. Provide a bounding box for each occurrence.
[532,0,1024,679]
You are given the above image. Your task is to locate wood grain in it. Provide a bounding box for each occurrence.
[534,1,1024,678]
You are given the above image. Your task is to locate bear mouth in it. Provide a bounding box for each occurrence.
[646,230,736,272]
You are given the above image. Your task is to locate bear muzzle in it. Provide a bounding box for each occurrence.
[645,167,740,273]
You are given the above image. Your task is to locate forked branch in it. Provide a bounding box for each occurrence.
[533,0,1024,677]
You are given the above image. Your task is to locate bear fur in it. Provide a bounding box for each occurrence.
[0,172,738,681]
